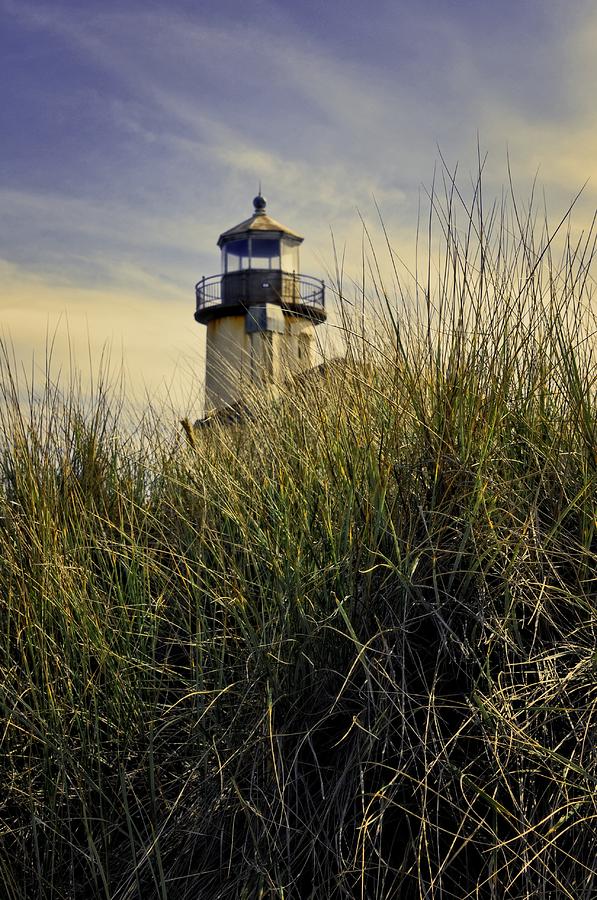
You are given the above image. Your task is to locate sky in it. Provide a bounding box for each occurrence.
[1,0,596,417]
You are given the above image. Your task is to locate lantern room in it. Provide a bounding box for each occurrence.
[219,191,300,274]
[195,194,325,324]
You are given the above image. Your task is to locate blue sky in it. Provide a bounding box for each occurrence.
[1,0,596,414]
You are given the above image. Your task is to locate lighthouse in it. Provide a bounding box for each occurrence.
[194,194,326,414]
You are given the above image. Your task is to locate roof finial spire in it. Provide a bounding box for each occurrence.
[253,185,267,215]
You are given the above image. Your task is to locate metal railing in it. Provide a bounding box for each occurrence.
[195,274,223,312]
[195,271,325,315]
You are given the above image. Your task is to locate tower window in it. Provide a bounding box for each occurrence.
[225,239,249,272]
[281,240,299,273]
[250,237,280,269]
[224,237,284,271]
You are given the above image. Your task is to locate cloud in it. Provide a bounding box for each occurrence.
[0,260,203,416]
[1,0,595,415]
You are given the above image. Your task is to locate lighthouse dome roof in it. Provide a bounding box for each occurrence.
[217,195,303,247]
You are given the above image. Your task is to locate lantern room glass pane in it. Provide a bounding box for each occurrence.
[225,239,249,271]
[281,240,299,273]
[250,237,280,269]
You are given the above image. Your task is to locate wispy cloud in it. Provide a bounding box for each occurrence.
[1,0,595,404]
[0,259,202,414]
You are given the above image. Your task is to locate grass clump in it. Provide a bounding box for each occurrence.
[0,165,596,898]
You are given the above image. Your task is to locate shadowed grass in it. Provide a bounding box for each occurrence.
[0,162,596,898]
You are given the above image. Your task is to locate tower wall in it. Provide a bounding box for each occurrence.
[205,314,250,412]
[283,315,318,375]
[204,311,319,413]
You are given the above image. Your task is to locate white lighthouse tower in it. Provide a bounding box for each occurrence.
[195,194,326,415]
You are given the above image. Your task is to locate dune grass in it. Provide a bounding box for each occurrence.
[0,165,596,898]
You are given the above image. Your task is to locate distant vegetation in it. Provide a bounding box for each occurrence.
[0,166,596,898]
